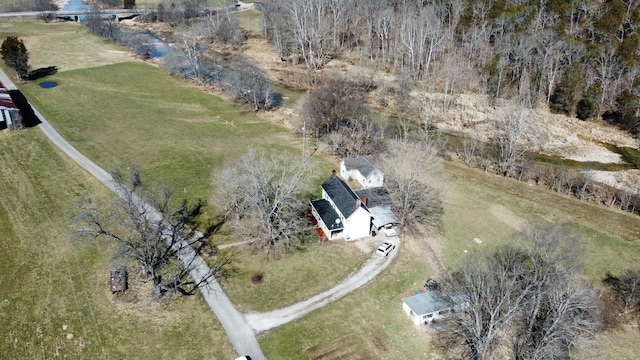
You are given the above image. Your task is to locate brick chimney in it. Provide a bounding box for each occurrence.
[332,169,337,176]
[361,195,368,206]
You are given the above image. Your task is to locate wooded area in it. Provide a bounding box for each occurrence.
[260,0,640,134]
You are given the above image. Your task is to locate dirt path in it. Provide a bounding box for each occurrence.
[1,67,402,359]
[244,237,399,334]
[0,68,267,360]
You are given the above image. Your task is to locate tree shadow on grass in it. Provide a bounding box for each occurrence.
[25,66,58,81]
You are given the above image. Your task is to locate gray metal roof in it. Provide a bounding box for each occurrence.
[353,186,392,208]
[321,175,362,218]
[342,156,380,178]
[402,291,452,315]
[354,187,398,228]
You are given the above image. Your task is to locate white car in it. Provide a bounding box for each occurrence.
[383,224,397,237]
[376,241,396,256]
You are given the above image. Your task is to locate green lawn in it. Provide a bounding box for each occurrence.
[223,240,370,312]
[259,236,436,359]
[0,129,236,359]
[4,17,640,359]
[21,61,300,203]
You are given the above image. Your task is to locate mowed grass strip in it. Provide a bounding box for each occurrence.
[0,129,236,359]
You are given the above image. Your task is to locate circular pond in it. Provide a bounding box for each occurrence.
[39,81,58,89]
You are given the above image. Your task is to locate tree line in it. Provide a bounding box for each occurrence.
[260,0,640,135]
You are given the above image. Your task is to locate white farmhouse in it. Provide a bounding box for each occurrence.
[340,156,384,188]
[310,173,372,241]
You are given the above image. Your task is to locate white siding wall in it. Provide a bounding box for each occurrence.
[366,169,384,187]
[344,207,371,241]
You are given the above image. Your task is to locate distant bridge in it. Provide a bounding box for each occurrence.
[0,5,239,19]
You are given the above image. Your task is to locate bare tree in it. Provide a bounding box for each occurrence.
[170,24,208,82]
[212,148,314,255]
[603,269,640,316]
[437,245,530,360]
[436,224,600,360]
[298,75,370,139]
[575,170,595,200]
[289,0,331,77]
[380,139,444,234]
[222,59,274,111]
[496,108,528,177]
[201,10,245,46]
[459,136,484,166]
[75,166,232,299]
[511,224,600,360]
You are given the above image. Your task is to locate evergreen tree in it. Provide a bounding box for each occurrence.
[550,62,585,115]
[1,37,29,79]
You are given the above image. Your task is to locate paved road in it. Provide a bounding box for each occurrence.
[0,69,266,360]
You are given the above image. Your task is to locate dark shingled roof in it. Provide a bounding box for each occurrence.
[321,175,362,218]
[353,186,392,208]
[342,155,379,177]
[310,199,343,231]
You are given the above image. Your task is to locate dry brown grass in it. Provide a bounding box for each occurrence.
[1,21,140,72]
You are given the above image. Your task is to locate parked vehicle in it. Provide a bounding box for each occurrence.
[376,241,396,256]
[383,224,397,237]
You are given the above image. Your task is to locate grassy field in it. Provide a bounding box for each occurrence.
[0,129,236,359]
[4,17,640,359]
[0,21,138,73]
[259,235,437,360]
[441,161,640,281]
[223,240,370,312]
[21,61,299,203]
[238,9,262,37]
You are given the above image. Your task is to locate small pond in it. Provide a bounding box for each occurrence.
[39,81,58,89]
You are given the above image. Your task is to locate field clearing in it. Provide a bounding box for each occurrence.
[441,161,640,280]
[0,129,236,359]
[0,21,138,72]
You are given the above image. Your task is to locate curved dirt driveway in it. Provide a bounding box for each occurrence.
[245,239,398,333]
[0,68,398,358]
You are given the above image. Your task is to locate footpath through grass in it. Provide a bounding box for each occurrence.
[0,129,236,359]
